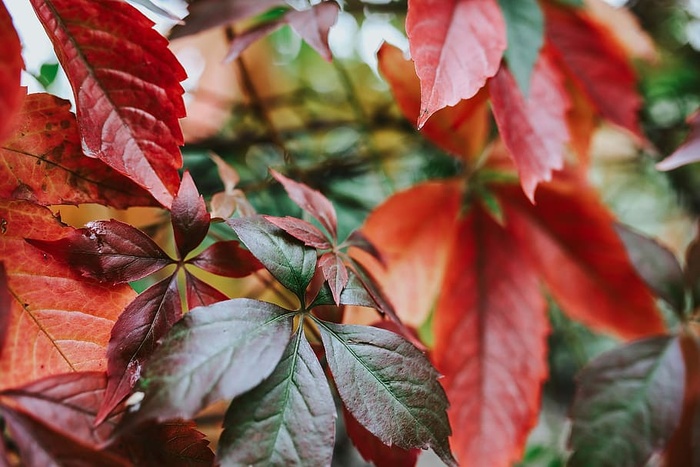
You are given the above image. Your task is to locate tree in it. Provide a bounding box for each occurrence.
[0,0,698,465]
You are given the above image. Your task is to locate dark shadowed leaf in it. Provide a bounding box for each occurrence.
[31,0,186,207]
[497,0,544,96]
[184,270,228,309]
[188,240,263,277]
[489,52,569,202]
[569,336,686,467]
[615,224,686,315]
[656,112,700,171]
[0,93,157,208]
[316,319,456,466]
[684,229,700,308]
[121,420,215,467]
[171,172,210,259]
[128,299,294,424]
[345,230,385,266]
[319,252,349,306]
[0,263,9,354]
[97,275,182,424]
[264,216,332,249]
[227,216,316,299]
[0,1,23,143]
[29,219,173,284]
[406,0,506,127]
[219,325,335,466]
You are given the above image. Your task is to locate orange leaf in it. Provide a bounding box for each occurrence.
[433,205,548,467]
[497,171,665,339]
[377,43,489,161]
[565,81,598,165]
[0,200,135,389]
[0,2,23,143]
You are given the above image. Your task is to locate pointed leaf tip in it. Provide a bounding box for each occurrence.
[171,171,210,259]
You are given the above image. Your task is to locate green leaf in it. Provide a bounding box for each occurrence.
[568,336,686,467]
[310,273,377,309]
[555,0,583,6]
[218,323,336,466]
[315,319,456,466]
[227,216,316,300]
[498,0,544,96]
[34,62,59,89]
[129,298,294,424]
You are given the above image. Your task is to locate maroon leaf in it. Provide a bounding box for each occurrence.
[264,216,332,249]
[0,93,157,208]
[657,111,700,171]
[184,270,228,309]
[29,219,173,284]
[0,1,23,143]
[0,263,9,355]
[30,0,187,207]
[96,275,182,424]
[270,169,338,239]
[187,240,263,277]
[121,420,215,467]
[319,252,349,306]
[346,230,385,266]
[171,171,210,259]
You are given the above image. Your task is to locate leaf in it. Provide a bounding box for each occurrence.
[432,205,549,467]
[285,1,338,62]
[318,252,349,306]
[406,0,506,127]
[29,219,173,284]
[377,43,490,161]
[264,216,332,249]
[545,3,643,138]
[0,93,157,208]
[684,230,700,307]
[121,420,215,467]
[184,269,228,309]
[497,0,544,96]
[187,240,263,277]
[657,112,700,171]
[31,0,187,207]
[0,263,9,354]
[97,275,182,424]
[128,299,294,424]
[0,1,23,143]
[568,336,686,466]
[270,169,338,240]
[615,224,686,315]
[227,216,316,299]
[343,406,420,467]
[497,171,665,339]
[565,81,598,164]
[489,51,569,202]
[128,0,186,21]
[0,200,134,390]
[316,319,456,466]
[169,0,286,40]
[171,171,210,259]
[218,325,336,466]
[310,273,377,309]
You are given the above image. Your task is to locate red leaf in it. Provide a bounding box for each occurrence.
[184,270,228,309]
[319,252,349,306]
[30,219,173,284]
[342,406,419,467]
[377,43,490,161]
[121,420,215,467]
[187,240,263,277]
[489,51,569,202]
[30,0,187,207]
[0,2,23,143]
[657,111,700,171]
[0,200,134,390]
[545,4,643,138]
[264,215,332,249]
[171,171,210,259]
[97,275,182,424]
[270,169,338,239]
[497,171,665,339]
[406,0,506,127]
[433,206,548,467]
[0,93,157,208]
[0,263,9,355]
[286,1,339,62]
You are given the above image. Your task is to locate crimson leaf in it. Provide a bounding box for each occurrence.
[120,420,215,467]
[227,216,316,300]
[218,324,335,466]
[97,275,182,424]
[264,216,332,250]
[127,299,294,424]
[569,336,686,466]
[171,171,210,260]
[184,270,228,309]
[0,263,8,354]
[187,240,262,277]
[319,252,349,306]
[315,319,456,466]
[0,1,23,143]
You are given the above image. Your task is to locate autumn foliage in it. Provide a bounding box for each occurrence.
[0,0,699,466]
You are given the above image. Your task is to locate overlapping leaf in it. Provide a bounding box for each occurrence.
[0,1,23,144]
[0,263,9,355]
[0,200,134,390]
[497,0,544,95]
[30,0,187,207]
[0,93,156,208]
[406,0,506,127]
[187,240,262,277]
[171,172,210,259]
[657,111,700,171]
[569,336,685,466]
